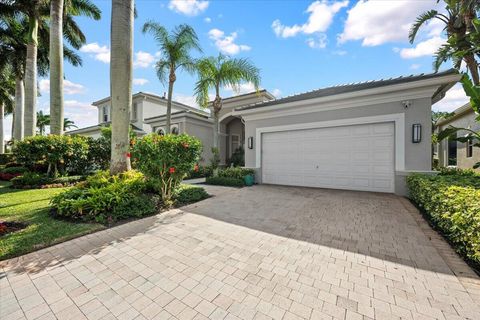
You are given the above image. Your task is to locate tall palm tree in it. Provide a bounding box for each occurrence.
[0,15,81,141]
[195,54,260,148]
[63,117,77,130]
[49,0,101,135]
[409,0,480,84]
[142,22,201,134]
[110,0,134,174]
[0,67,15,153]
[0,0,99,138]
[36,110,50,135]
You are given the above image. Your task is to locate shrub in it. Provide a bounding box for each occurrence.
[1,166,28,174]
[218,167,255,180]
[11,173,85,189]
[227,147,245,167]
[173,184,209,205]
[0,153,14,165]
[205,176,244,187]
[438,167,480,177]
[50,170,157,223]
[185,165,213,179]
[13,135,89,177]
[407,174,480,266]
[131,134,202,204]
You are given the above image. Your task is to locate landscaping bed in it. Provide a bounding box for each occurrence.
[205,167,255,187]
[407,169,480,272]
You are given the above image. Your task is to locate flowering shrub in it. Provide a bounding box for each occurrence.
[131,133,202,204]
[13,135,89,177]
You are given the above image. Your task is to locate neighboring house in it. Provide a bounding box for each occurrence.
[68,69,459,195]
[436,103,480,170]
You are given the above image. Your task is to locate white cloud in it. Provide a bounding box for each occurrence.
[80,42,110,63]
[64,100,98,130]
[133,78,149,85]
[224,82,258,95]
[173,93,213,110]
[208,29,251,55]
[432,83,469,112]
[332,50,347,56]
[339,0,442,46]
[204,17,211,23]
[168,0,209,16]
[306,34,327,49]
[272,0,348,42]
[39,79,85,95]
[399,36,445,59]
[134,51,156,68]
[409,63,421,70]
[271,88,282,98]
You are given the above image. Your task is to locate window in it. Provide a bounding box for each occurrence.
[102,106,109,122]
[466,135,474,158]
[447,138,457,166]
[156,127,165,136]
[171,124,179,135]
[132,103,138,121]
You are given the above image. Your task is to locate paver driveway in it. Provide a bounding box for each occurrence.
[1,185,479,320]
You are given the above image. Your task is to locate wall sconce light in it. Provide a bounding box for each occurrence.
[412,124,421,143]
[247,137,253,149]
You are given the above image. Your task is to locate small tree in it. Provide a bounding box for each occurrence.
[131,133,202,205]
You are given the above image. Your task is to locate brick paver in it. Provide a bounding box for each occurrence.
[1,185,479,320]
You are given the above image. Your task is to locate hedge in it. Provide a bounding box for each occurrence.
[205,176,244,187]
[173,184,209,205]
[407,173,480,266]
[218,167,255,180]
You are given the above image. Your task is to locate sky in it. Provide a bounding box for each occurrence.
[4,0,471,139]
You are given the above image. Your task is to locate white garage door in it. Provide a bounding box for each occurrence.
[261,122,395,193]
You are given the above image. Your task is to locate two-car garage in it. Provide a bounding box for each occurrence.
[261,122,395,193]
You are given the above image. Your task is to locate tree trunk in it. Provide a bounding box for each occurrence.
[213,111,219,149]
[464,53,480,85]
[24,15,38,137]
[165,77,175,134]
[13,77,24,141]
[49,0,64,135]
[0,103,4,154]
[110,0,133,174]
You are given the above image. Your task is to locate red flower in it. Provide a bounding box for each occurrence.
[194,164,199,172]
[182,143,189,148]
[169,167,176,174]
[126,152,131,158]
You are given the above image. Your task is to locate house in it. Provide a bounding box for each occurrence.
[68,69,459,195]
[66,90,273,164]
[231,69,459,196]
[436,103,479,170]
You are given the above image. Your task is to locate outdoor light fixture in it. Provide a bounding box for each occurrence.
[412,124,421,143]
[248,137,253,149]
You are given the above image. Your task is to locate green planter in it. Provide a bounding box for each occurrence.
[244,174,254,186]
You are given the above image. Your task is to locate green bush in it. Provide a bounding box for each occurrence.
[11,173,85,189]
[13,135,89,177]
[50,170,157,223]
[131,134,202,204]
[438,167,480,177]
[185,165,213,179]
[1,166,28,174]
[0,153,13,165]
[407,174,480,266]
[227,147,245,167]
[173,184,209,204]
[205,176,244,187]
[218,167,255,180]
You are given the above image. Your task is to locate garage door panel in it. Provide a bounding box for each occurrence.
[261,122,394,193]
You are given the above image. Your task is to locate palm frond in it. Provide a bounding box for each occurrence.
[409,10,441,43]
[68,0,101,20]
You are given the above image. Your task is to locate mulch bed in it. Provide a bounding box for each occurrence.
[0,221,28,236]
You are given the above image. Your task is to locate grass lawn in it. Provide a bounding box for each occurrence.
[0,181,103,260]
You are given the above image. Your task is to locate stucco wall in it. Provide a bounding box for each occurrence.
[438,111,480,170]
[243,97,432,195]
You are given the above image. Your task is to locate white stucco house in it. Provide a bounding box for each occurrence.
[68,69,460,195]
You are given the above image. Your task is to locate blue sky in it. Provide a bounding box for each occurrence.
[4,0,470,139]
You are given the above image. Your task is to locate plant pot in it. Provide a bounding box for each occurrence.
[244,174,254,186]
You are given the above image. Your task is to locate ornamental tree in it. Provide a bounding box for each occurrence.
[131,133,202,204]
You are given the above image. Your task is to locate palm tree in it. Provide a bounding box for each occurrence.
[0,15,82,141]
[49,0,101,135]
[110,0,134,174]
[0,67,15,153]
[194,54,260,149]
[36,110,50,135]
[0,0,99,138]
[142,22,201,134]
[409,0,480,84]
[63,117,77,130]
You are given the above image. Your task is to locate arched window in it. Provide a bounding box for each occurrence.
[156,127,165,136]
[171,125,179,135]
